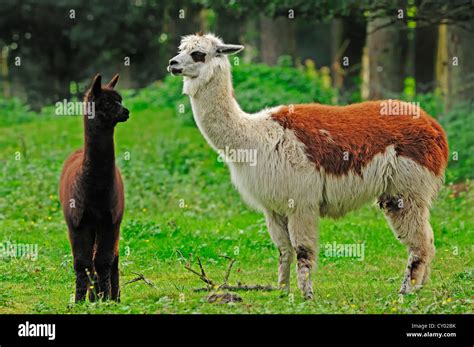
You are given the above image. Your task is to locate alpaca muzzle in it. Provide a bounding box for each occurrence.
[168,66,183,75]
[116,109,130,122]
[168,57,183,75]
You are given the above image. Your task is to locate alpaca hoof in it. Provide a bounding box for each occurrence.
[399,282,422,295]
[298,281,314,300]
[300,283,314,300]
[303,290,314,300]
[399,287,409,295]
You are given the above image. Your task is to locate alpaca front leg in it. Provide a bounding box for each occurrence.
[288,212,319,300]
[73,258,93,302]
[264,210,294,290]
[69,227,95,302]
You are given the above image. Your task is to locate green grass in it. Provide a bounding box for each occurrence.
[0,100,472,314]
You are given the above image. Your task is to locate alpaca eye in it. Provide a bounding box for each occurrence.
[191,51,206,63]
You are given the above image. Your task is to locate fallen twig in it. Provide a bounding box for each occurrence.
[195,283,279,292]
[175,250,279,294]
[176,250,216,287]
[219,255,236,288]
[124,271,156,288]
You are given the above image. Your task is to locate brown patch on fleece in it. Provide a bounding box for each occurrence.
[271,101,448,176]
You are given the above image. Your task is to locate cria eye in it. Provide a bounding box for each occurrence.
[191,51,206,62]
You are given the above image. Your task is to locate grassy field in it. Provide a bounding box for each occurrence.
[0,99,472,314]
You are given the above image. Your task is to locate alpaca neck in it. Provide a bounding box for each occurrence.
[186,63,250,151]
[82,118,116,184]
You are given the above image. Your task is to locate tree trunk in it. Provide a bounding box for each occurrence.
[366,17,407,99]
[1,46,10,97]
[259,15,296,65]
[331,19,345,89]
[331,16,366,102]
[216,11,241,45]
[415,26,437,93]
[435,24,448,101]
[445,21,474,112]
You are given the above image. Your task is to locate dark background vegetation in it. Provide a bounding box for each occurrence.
[0,0,473,106]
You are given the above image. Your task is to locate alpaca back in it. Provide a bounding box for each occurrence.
[227,100,447,217]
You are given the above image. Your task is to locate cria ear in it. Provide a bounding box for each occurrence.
[216,44,244,55]
[91,74,102,96]
[108,74,119,89]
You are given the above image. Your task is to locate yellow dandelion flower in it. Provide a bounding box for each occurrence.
[447,298,452,303]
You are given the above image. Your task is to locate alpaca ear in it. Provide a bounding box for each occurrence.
[91,74,102,96]
[216,44,244,55]
[108,74,119,89]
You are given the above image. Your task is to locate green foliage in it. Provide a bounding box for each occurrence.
[439,103,474,183]
[408,92,444,117]
[403,76,416,99]
[232,62,336,112]
[0,96,37,127]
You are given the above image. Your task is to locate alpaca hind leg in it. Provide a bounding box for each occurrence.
[93,227,116,300]
[382,197,435,294]
[264,210,294,290]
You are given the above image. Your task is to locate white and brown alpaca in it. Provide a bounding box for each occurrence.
[168,33,449,299]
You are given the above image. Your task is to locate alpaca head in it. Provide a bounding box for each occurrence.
[85,74,130,127]
[168,33,244,95]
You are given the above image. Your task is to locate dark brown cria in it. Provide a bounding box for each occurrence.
[59,74,129,302]
[271,101,448,177]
